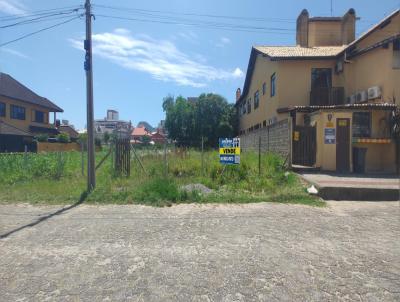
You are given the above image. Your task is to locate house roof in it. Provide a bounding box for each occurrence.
[254,46,346,59]
[237,9,400,104]
[131,126,149,136]
[346,9,400,48]
[0,120,32,136]
[0,72,63,112]
[277,103,398,113]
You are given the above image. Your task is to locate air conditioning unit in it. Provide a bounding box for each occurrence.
[356,90,368,103]
[368,86,382,100]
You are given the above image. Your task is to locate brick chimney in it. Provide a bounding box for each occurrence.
[236,88,241,102]
[296,9,309,47]
[341,8,356,45]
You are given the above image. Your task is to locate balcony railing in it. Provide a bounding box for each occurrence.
[310,87,345,106]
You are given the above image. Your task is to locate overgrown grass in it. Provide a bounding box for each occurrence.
[0,149,324,207]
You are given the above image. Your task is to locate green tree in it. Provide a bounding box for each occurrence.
[163,93,238,148]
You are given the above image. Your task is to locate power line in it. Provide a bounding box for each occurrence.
[0,5,83,21]
[95,13,398,37]
[94,4,297,23]
[0,15,82,47]
[0,8,83,29]
[95,14,294,34]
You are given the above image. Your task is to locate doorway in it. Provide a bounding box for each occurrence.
[336,118,350,173]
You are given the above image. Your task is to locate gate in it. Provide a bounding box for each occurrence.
[292,126,316,166]
[115,138,130,176]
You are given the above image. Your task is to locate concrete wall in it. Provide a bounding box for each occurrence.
[308,21,342,47]
[37,142,80,153]
[238,54,279,133]
[239,119,291,159]
[0,96,54,133]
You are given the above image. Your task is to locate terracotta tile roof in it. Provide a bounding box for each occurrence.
[131,126,150,136]
[0,72,63,112]
[0,120,32,136]
[254,46,347,59]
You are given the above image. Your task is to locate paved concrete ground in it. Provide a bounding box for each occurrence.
[0,202,399,301]
[299,173,400,201]
[300,174,400,189]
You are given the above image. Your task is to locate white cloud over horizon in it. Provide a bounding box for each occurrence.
[0,48,29,59]
[70,29,243,88]
[0,0,26,15]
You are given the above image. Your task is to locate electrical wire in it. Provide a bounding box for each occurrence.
[0,8,83,29]
[95,14,294,35]
[0,5,83,22]
[0,15,83,47]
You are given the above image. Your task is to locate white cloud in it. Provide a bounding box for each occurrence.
[70,29,243,88]
[0,0,26,15]
[216,37,231,48]
[221,37,231,44]
[0,48,29,59]
[232,67,244,78]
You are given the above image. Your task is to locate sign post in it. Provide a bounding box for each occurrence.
[219,138,240,165]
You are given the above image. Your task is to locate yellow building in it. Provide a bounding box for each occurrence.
[0,73,63,152]
[236,9,400,174]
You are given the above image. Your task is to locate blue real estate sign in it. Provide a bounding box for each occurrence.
[219,138,240,165]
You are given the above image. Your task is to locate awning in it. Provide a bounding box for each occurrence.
[277,103,398,114]
[0,121,32,137]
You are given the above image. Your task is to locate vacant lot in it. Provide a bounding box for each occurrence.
[0,201,399,301]
[0,149,322,206]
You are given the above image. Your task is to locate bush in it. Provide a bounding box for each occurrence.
[36,134,48,142]
[57,133,70,143]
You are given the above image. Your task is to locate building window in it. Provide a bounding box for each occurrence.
[0,102,5,117]
[242,102,246,115]
[10,105,25,120]
[393,38,400,69]
[34,110,45,123]
[270,73,276,97]
[254,91,259,109]
[247,98,251,114]
[262,82,266,95]
[311,68,332,89]
[352,112,371,138]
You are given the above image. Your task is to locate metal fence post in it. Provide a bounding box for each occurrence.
[201,136,204,176]
[163,139,167,177]
[258,136,261,176]
[81,142,84,176]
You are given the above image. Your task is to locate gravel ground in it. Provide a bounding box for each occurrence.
[0,201,399,301]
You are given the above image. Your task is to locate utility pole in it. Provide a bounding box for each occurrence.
[84,0,95,191]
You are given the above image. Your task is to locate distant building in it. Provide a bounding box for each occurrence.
[58,120,79,141]
[0,72,63,152]
[137,121,155,132]
[131,126,151,144]
[94,109,131,139]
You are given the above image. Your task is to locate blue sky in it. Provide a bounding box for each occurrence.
[0,0,399,129]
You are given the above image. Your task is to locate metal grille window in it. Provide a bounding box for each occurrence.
[352,112,371,138]
[34,110,45,123]
[262,82,266,95]
[247,98,251,114]
[10,105,25,120]
[270,73,276,97]
[0,102,5,117]
[254,90,259,109]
